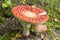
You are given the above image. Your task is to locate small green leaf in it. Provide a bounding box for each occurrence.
[2,3,8,8]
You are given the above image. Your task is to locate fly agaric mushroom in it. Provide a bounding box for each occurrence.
[11,5,49,36]
[35,25,47,33]
[11,5,49,23]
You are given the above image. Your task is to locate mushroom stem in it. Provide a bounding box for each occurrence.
[23,23,31,36]
[19,20,31,36]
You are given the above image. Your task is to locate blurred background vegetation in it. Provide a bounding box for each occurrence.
[0,0,60,40]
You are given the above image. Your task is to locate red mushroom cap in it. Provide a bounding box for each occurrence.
[11,5,49,23]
